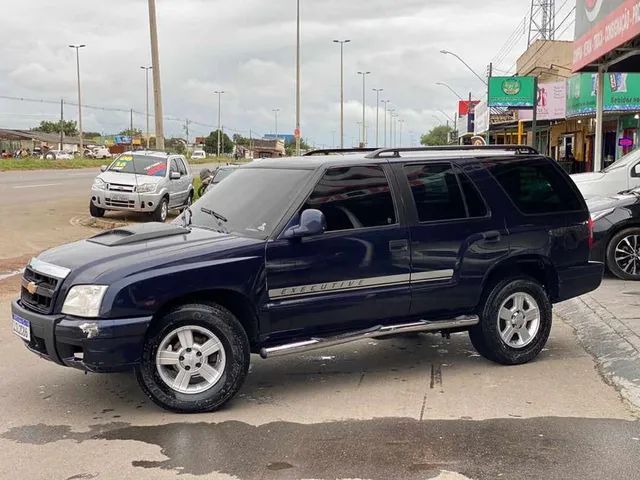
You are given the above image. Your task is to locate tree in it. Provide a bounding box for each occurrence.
[118,128,143,137]
[233,134,251,147]
[285,138,310,156]
[166,138,186,154]
[32,120,78,136]
[204,130,233,155]
[420,125,453,146]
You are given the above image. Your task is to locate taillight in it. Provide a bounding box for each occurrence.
[588,217,595,250]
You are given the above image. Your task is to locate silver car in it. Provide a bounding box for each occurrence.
[90,151,194,222]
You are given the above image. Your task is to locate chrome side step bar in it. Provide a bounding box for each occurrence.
[260,315,479,359]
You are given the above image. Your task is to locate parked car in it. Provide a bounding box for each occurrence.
[88,146,112,159]
[572,148,640,198]
[42,150,73,160]
[191,150,207,160]
[11,146,603,413]
[588,188,640,280]
[89,151,194,222]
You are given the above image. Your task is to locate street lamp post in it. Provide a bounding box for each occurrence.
[388,109,395,147]
[435,82,464,100]
[273,108,280,139]
[381,100,390,148]
[357,71,371,146]
[399,119,405,147]
[295,0,301,156]
[440,50,488,86]
[333,39,351,149]
[372,88,383,147]
[148,0,165,150]
[68,44,86,154]
[140,66,152,149]
[356,121,363,146]
[214,90,225,157]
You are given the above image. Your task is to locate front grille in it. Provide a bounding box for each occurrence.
[105,198,135,208]
[21,267,59,314]
[108,183,135,192]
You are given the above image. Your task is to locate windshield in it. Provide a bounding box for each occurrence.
[212,167,236,184]
[603,148,640,173]
[107,154,168,177]
[189,167,312,238]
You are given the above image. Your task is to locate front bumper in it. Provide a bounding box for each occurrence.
[91,187,162,213]
[12,299,152,373]
[554,261,604,303]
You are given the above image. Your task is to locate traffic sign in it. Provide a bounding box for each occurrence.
[294,128,301,139]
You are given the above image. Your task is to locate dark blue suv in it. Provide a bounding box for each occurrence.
[11,146,604,412]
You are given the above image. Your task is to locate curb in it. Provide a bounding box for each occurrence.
[556,297,640,414]
[70,215,128,231]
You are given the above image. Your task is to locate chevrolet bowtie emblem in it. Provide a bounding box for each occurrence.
[26,281,38,295]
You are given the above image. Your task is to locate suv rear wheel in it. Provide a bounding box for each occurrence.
[469,277,552,365]
[136,303,250,413]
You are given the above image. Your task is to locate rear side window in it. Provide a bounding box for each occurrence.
[488,158,583,214]
[303,165,397,232]
[459,172,488,217]
[404,164,467,222]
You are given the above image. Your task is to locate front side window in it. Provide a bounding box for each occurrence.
[302,166,397,232]
[488,158,583,214]
[404,164,467,222]
[176,158,188,175]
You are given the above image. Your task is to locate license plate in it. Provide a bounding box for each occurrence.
[12,314,31,342]
[111,193,128,201]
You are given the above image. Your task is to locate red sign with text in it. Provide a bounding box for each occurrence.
[458,100,480,116]
[573,0,640,71]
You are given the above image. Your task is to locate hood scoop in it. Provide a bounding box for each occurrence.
[88,223,190,247]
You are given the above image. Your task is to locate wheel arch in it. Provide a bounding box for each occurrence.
[151,288,260,348]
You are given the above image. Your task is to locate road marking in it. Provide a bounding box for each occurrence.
[13,183,63,189]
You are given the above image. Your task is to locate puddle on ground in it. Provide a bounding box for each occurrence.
[2,417,640,479]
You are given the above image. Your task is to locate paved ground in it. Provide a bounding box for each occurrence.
[1,169,640,479]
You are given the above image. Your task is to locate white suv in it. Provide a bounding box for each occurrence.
[572,149,640,198]
[90,151,194,222]
[191,150,207,160]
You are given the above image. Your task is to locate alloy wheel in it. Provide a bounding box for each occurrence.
[497,292,541,349]
[155,325,226,394]
[614,235,640,277]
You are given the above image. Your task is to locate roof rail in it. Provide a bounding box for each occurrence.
[304,148,379,156]
[364,145,539,159]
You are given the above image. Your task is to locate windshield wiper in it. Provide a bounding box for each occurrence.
[200,207,229,233]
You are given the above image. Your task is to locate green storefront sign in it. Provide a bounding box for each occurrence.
[488,76,536,108]
[567,73,640,117]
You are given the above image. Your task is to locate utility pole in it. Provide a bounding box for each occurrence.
[59,99,64,150]
[184,119,191,146]
[273,108,280,139]
[140,66,152,149]
[130,108,134,151]
[68,44,85,154]
[295,0,301,156]
[388,109,395,147]
[381,100,390,148]
[399,119,405,147]
[372,88,383,147]
[333,39,351,149]
[357,71,371,146]
[148,0,165,150]
[214,90,224,157]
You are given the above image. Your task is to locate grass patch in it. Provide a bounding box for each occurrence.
[0,157,107,171]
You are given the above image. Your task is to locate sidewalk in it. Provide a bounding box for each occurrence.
[556,277,640,411]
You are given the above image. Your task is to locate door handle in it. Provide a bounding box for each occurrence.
[482,231,501,243]
[389,239,409,252]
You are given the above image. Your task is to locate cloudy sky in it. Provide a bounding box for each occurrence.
[0,0,576,147]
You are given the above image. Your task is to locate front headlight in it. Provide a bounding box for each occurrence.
[93,178,107,190]
[137,183,158,193]
[62,285,108,318]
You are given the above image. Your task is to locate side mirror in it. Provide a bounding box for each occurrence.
[170,171,181,180]
[100,165,107,172]
[634,164,640,176]
[283,209,326,239]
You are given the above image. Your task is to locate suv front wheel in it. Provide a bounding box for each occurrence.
[136,303,250,413]
[469,277,552,365]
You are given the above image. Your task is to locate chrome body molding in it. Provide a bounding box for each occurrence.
[260,315,479,358]
[30,257,71,279]
[268,270,454,300]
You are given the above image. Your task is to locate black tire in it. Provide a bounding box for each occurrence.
[469,277,552,365]
[606,228,640,280]
[89,201,105,218]
[184,191,194,208]
[136,303,250,413]
[152,197,169,222]
[45,152,56,160]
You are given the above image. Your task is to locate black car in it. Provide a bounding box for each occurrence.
[589,189,640,280]
[11,146,603,413]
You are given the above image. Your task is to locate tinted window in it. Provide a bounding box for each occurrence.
[176,158,187,175]
[170,159,179,174]
[303,166,397,232]
[404,164,466,222]
[459,172,488,217]
[190,168,312,239]
[488,158,583,214]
